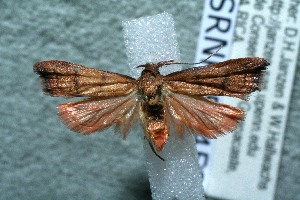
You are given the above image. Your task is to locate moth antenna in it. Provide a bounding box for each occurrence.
[136,46,222,69]
[193,45,223,65]
[160,45,223,67]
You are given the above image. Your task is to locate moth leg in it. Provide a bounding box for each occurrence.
[144,136,165,161]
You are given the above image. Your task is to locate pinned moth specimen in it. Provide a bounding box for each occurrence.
[34,58,269,160]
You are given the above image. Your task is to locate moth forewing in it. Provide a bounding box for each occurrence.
[34,60,136,98]
[164,57,269,100]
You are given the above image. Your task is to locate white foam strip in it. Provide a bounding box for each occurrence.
[123,12,205,200]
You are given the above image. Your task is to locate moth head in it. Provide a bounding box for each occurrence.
[136,60,176,72]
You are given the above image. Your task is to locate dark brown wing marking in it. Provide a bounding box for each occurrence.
[164,58,269,100]
[34,60,136,98]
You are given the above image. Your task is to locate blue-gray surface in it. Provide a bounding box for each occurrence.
[0,1,299,200]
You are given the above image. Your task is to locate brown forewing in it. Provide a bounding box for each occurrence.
[164,57,269,100]
[33,60,136,98]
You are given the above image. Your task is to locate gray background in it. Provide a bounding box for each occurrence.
[0,1,299,200]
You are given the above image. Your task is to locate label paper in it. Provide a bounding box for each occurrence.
[195,0,300,199]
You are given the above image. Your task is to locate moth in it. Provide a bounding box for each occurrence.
[34,58,269,160]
